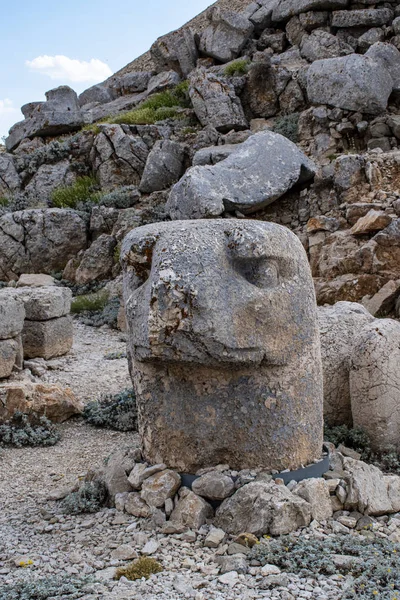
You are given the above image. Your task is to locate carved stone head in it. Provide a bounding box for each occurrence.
[122,220,323,473]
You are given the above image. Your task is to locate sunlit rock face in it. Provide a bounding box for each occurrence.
[122,220,323,473]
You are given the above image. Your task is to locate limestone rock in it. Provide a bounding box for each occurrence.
[170,490,213,530]
[362,280,400,317]
[350,210,392,236]
[350,320,400,453]
[0,382,83,423]
[6,86,84,152]
[317,302,374,426]
[199,7,254,63]
[24,160,75,202]
[192,144,238,167]
[139,140,185,194]
[217,555,248,575]
[151,28,198,77]
[204,527,226,548]
[147,71,181,95]
[140,470,181,508]
[0,291,25,340]
[215,481,312,536]
[125,493,151,518]
[272,0,348,22]
[192,472,235,501]
[167,131,315,219]
[293,478,333,521]
[12,287,72,321]
[366,42,400,92]
[108,72,153,96]
[16,274,56,288]
[300,30,353,62]
[307,54,393,115]
[78,83,114,107]
[0,337,23,379]
[343,457,395,516]
[99,447,137,500]
[0,209,88,281]
[122,220,323,473]
[90,125,150,190]
[22,315,73,359]
[75,235,117,285]
[0,154,21,197]
[189,69,248,133]
[332,8,394,28]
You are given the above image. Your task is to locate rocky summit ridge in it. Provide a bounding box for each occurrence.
[1,0,400,313]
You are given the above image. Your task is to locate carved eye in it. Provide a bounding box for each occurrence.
[236,258,280,289]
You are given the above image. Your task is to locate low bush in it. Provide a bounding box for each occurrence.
[0,412,60,447]
[71,291,109,314]
[325,423,400,475]
[61,480,107,515]
[51,176,101,209]
[77,296,120,329]
[250,535,400,599]
[272,113,300,144]
[224,59,250,77]
[0,576,89,600]
[0,196,9,207]
[115,557,163,581]
[83,388,137,432]
[107,82,191,126]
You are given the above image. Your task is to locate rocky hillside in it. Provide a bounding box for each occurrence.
[1,0,400,313]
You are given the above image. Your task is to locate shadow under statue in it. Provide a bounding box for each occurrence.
[122,220,323,473]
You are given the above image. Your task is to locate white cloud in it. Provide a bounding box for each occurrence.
[0,98,18,116]
[26,55,113,83]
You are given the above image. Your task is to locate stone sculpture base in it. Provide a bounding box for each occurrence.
[133,358,323,473]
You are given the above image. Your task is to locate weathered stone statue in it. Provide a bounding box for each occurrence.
[122,220,323,473]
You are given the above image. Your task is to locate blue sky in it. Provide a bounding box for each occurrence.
[0,0,214,139]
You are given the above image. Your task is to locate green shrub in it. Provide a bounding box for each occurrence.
[71,291,109,314]
[224,59,250,77]
[250,535,400,599]
[0,412,60,447]
[272,113,300,143]
[51,176,101,209]
[83,388,137,432]
[78,296,120,329]
[60,480,107,515]
[115,557,163,581]
[0,576,89,600]
[107,82,191,126]
[324,424,372,460]
[0,196,9,207]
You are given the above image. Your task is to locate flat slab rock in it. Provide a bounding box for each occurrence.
[167,131,316,219]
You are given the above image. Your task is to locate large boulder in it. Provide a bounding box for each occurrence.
[74,234,117,285]
[300,30,353,62]
[317,302,374,427]
[272,0,348,22]
[24,160,76,201]
[215,481,312,536]
[0,154,21,198]
[78,83,115,107]
[199,7,254,63]
[0,382,83,423]
[343,457,397,516]
[6,86,84,152]
[0,209,87,281]
[188,69,248,133]
[331,8,394,28]
[366,42,400,93]
[12,286,72,321]
[139,140,185,194]
[350,319,400,453]
[150,28,198,78]
[167,131,316,219]
[307,53,394,115]
[90,125,150,190]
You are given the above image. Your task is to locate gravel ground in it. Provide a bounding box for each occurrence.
[42,321,131,403]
